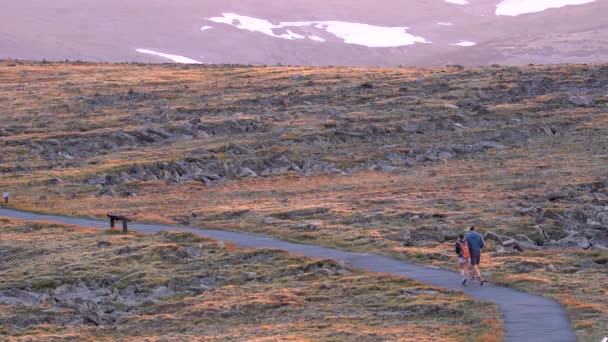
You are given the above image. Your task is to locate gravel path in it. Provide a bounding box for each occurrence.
[0,208,576,341]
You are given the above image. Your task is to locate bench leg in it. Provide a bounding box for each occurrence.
[110,218,115,228]
[122,220,128,233]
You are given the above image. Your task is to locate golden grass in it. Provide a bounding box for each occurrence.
[1,60,607,340]
[0,219,503,341]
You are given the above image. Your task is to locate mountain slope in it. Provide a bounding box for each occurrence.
[1,0,607,66]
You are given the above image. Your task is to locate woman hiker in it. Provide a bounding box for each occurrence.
[455,234,471,286]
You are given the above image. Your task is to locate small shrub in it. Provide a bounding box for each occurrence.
[593,256,608,265]
[528,232,545,246]
[31,278,58,290]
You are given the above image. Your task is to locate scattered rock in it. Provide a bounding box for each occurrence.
[578,259,597,269]
[592,194,608,205]
[479,140,506,149]
[0,289,42,305]
[263,216,283,225]
[502,239,524,252]
[294,222,321,232]
[336,269,352,276]
[568,95,594,107]
[546,192,568,202]
[272,207,330,220]
[45,177,63,185]
[402,289,440,296]
[484,231,505,243]
[553,233,592,249]
[239,167,258,178]
[315,268,334,276]
[410,215,422,223]
[182,246,203,259]
[97,240,112,248]
[542,209,563,221]
[402,229,414,247]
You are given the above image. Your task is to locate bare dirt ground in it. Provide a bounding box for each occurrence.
[0,60,607,340]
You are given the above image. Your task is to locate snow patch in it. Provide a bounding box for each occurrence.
[200,26,213,31]
[136,49,202,64]
[437,22,454,26]
[452,41,477,47]
[207,13,429,48]
[445,0,469,4]
[496,0,596,16]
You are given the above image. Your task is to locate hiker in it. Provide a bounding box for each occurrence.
[2,192,8,204]
[455,234,471,286]
[466,226,485,286]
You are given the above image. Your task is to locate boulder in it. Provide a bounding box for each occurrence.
[183,247,203,259]
[568,95,594,107]
[402,229,414,247]
[484,231,505,243]
[294,222,321,232]
[239,167,258,178]
[410,215,422,223]
[402,289,440,296]
[578,259,597,269]
[546,192,567,202]
[502,239,524,252]
[592,194,608,205]
[479,140,506,149]
[263,216,283,225]
[542,209,563,221]
[533,225,549,244]
[315,268,334,276]
[45,177,63,185]
[272,207,330,220]
[336,269,352,276]
[97,240,112,248]
[553,234,592,249]
[0,289,42,305]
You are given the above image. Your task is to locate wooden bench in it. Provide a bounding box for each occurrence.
[107,213,131,233]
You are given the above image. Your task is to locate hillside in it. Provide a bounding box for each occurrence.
[0,60,607,339]
[0,218,501,340]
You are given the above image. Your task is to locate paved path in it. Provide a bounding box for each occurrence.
[0,208,575,341]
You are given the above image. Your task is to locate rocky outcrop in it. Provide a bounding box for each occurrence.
[28,117,264,160]
[0,277,215,328]
[514,181,608,249]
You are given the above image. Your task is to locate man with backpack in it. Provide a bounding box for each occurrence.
[466,226,485,286]
[455,234,471,286]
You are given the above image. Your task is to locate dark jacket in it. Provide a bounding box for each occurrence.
[455,241,464,258]
[466,231,485,254]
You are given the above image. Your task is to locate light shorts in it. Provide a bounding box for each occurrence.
[458,257,471,264]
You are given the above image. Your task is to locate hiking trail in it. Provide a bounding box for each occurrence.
[0,208,575,342]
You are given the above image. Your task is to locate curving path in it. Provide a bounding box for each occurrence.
[0,208,575,341]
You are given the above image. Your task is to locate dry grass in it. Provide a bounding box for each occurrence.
[1,60,607,340]
[0,218,502,341]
